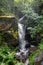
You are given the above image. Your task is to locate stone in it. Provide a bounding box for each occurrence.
[34,51,43,65]
[30,45,37,53]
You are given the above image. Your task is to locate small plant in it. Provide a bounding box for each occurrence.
[38,39,43,49]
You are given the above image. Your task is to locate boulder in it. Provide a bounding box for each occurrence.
[34,51,43,65]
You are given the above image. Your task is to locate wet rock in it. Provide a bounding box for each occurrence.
[16,49,30,65]
[41,61,43,65]
[30,45,37,53]
[34,51,43,65]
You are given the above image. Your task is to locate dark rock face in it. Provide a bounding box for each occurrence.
[34,51,43,65]
[31,32,41,46]
[0,16,18,47]
[25,29,31,48]
[41,61,43,65]
[3,33,18,47]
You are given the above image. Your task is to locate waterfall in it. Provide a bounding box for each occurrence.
[16,15,30,65]
[18,22,26,51]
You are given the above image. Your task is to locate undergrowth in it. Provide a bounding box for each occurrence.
[0,32,43,65]
[29,39,43,65]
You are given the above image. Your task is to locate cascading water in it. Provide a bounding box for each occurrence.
[16,15,30,65]
[18,22,26,50]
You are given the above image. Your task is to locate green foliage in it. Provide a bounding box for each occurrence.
[0,45,25,65]
[13,0,43,37]
[0,0,15,15]
[29,50,41,65]
[38,39,43,49]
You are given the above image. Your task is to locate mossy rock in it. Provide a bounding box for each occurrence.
[0,16,17,31]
